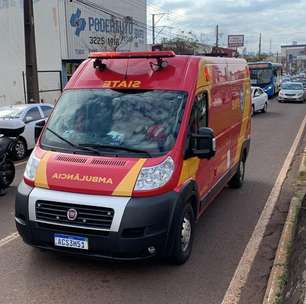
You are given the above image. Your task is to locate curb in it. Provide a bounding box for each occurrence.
[263,147,306,304]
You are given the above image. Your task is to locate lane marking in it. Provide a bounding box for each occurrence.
[222,114,306,304]
[15,161,27,167]
[0,232,19,248]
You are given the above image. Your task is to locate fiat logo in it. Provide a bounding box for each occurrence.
[67,208,78,221]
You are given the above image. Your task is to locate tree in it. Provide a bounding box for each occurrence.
[160,32,200,55]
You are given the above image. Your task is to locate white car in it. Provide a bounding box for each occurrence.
[251,87,269,116]
[0,103,53,159]
[278,82,306,103]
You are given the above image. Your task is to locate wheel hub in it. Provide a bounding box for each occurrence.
[15,142,25,158]
[240,161,245,182]
[181,217,192,252]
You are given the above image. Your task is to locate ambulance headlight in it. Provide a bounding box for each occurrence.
[134,157,174,191]
[24,152,40,182]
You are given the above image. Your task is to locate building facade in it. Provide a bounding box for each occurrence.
[0,0,147,106]
[281,44,306,74]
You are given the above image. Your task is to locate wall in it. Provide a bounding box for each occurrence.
[0,0,26,106]
[281,45,306,73]
[34,0,62,104]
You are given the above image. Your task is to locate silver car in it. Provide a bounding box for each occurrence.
[278,82,306,103]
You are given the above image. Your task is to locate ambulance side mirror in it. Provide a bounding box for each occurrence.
[192,128,216,159]
[35,120,46,143]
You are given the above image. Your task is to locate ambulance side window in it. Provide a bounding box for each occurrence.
[189,92,208,133]
[195,92,208,130]
[185,92,208,158]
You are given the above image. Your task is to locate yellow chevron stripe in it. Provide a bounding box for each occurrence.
[178,157,201,186]
[34,151,52,189]
[112,159,146,196]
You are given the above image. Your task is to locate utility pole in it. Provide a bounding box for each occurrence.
[269,39,272,55]
[152,14,155,45]
[258,33,262,58]
[24,0,39,103]
[216,24,219,48]
[151,13,168,45]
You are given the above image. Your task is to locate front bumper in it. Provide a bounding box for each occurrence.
[278,96,304,102]
[15,182,178,260]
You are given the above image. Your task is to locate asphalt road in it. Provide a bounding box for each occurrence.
[0,98,305,304]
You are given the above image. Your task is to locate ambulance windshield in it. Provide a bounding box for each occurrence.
[41,89,187,156]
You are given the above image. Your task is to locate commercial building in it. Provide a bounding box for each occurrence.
[281,44,306,74]
[0,0,147,106]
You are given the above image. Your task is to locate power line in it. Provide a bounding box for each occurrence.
[258,33,262,57]
[72,0,209,46]
[151,12,168,44]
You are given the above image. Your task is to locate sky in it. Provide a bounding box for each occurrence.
[147,0,306,53]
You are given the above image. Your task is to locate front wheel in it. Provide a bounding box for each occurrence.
[261,102,268,113]
[169,203,195,265]
[228,158,245,189]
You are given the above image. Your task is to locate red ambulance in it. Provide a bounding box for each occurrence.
[16,51,251,264]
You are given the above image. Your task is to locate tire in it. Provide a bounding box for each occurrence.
[0,159,15,189]
[13,138,27,160]
[169,203,195,265]
[251,105,255,117]
[261,102,268,113]
[228,157,246,189]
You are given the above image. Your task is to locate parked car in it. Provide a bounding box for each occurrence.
[0,103,53,160]
[301,80,306,91]
[278,82,306,103]
[0,119,25,195]
[251,86,268,116]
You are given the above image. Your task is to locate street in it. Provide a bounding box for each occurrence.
[0,98,305,304]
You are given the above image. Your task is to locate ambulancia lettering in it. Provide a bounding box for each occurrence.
[52,173,113,184]
[102,80,141,88]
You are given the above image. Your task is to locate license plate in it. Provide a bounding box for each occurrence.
[54,234,88,250]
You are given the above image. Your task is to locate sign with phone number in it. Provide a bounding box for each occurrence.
[65,2,146,59]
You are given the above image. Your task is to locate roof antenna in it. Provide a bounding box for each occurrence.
[93,58,107,71]
[150,57,168,71]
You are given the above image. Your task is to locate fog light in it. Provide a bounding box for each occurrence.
[148,246,156,255]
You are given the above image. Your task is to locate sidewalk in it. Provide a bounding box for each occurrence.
[262,139,306,304]
[284,198,306,304]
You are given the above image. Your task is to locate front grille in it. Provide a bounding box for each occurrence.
[36,201,114,230]
[285,94,296,97]
[91,159,126,166]
[56,155,87,163]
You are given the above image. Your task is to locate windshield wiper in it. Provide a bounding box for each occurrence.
[79,143,152,157]
[46,127,102,155]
